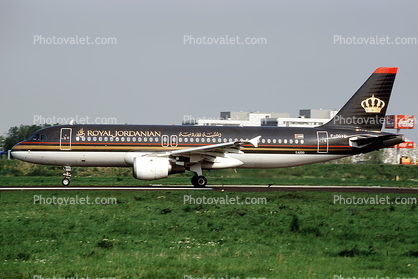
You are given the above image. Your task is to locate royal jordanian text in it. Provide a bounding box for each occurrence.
[82,129,162,138]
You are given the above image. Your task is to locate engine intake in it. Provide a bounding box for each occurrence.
[132,157,185,180]
[133,157,171,180]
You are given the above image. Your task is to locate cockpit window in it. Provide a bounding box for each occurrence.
[28,134,47,141]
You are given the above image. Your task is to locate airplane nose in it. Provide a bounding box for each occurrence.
[10,143,24,160]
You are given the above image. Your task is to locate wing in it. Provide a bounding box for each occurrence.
[151,136,261,170]
[168,136,260,157]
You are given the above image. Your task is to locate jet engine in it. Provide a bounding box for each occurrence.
[132,157,184,180]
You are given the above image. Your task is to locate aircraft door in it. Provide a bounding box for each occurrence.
[60,128,72,150]
[170,135,178,147]
[317,131,328,153]
[162,135,169,147]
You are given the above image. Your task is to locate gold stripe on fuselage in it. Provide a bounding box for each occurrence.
[12,144,350,152]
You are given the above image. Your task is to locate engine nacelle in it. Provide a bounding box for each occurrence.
[132,157,172,180]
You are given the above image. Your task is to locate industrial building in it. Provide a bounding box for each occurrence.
[183,109,338,127]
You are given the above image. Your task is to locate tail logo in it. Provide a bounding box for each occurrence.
[361,95,385,113]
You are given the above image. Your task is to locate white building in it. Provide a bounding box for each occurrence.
[184,109,338,127]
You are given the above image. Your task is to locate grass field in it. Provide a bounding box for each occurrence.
[1,190,418,279]
[1,160,418,187]
[1,161,418,278]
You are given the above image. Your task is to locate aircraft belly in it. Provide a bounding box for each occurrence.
[229,153,348,168]
[11,151,129,167]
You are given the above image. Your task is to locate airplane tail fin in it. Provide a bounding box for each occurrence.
[321,67,397,131]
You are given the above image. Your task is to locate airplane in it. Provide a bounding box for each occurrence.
[11,67,404,187]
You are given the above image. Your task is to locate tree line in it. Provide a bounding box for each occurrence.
[2,124,51,152]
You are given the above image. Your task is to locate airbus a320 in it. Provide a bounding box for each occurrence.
[12,67,404,187]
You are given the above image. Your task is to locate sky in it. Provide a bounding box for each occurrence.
[1,0,417,141]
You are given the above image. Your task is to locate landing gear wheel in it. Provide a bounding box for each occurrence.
[62,166,72,186]
[192,175,207,188]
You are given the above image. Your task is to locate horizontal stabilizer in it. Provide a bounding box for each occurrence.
[349,134,404,148]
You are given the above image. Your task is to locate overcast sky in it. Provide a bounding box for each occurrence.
[1,0,417,141]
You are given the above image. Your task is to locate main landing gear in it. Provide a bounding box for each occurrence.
[62,166,71,186]
[190,162,207,187]
[191,175,207,188]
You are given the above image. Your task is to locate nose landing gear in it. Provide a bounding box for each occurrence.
[62,166,71,186]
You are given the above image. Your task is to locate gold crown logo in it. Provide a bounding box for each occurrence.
[361,95,385,113]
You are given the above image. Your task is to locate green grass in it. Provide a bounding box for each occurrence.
[1,160,418,186]
[1,175,418,187]
[1,190,418,278]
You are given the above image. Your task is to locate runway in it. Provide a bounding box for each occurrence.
[1,185,418,193]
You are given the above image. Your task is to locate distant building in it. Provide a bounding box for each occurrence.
[183,109,338,127]
[299,109,337,119]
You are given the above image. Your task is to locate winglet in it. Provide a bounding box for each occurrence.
[247,136,261,148]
